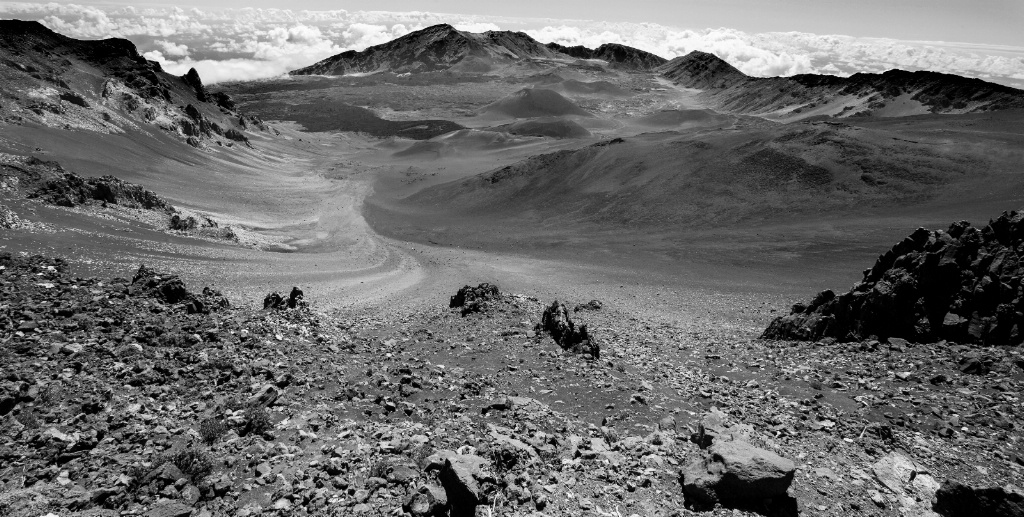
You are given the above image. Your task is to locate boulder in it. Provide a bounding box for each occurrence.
[437,454,494,517]
[537,300,600,358]
[130,265,190,304]
[403,484,448,517]
[681,439,795,507]
[934,482,1024,517]
[247,384,280,407]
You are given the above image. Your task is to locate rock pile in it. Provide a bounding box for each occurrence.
[763,210,1024,345]
[130,265,229,314]
[449,283,501,315]
[263,286,305,310]
[538,300,600,358]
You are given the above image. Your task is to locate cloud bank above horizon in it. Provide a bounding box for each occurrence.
[2,2,1023,88]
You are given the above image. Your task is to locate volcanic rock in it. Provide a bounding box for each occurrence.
[182,68,207,102]
[933,482,1024,517]
[449,283,501,315]
[438,454,495,517]
[680,439,796,507]
[404,484,448,517]
[538,300,599,358]
[263,287,305,310]
[763,210,1024,345]
[130,265,191,304]
[7,157,173,211]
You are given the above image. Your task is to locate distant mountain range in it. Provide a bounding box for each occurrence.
[291,23,1024,118]
[289,24,666,75]
[659,51,1024,117]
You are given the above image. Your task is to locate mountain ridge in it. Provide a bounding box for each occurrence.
[0,19,268,147]
[660,50,1024,117]
[544,42,667,70]
[290,23,668,76]
[290,24,562,76]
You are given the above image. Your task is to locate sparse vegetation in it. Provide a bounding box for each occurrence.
[166,447,214,484]
[198,416,228,445]
[239,405,272,437]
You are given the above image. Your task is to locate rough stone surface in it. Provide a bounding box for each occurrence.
[538,300,600,358]
[933,482,1024,517]
[438,454,494,517]
[681,419,795,507]
[764,210,1024,345]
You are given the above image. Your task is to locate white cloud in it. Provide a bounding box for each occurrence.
[160,57,293,84]
[454,22,502,33]
[1,3,1020,87]
[156,40,189,58]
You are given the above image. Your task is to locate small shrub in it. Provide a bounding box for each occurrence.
[367,458,390,479]
[167,447,214,484]
[199,417,228,445]
[238,405,271,437]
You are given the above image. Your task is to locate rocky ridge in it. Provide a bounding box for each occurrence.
[0,20,270,148]
[0,153,237,242]
[660,50,1024,117]
[544,42,667,70]
[763,210,1024,345]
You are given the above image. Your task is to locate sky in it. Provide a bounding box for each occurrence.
[2,1,1022,86]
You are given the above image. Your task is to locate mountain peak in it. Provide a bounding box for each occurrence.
[659,51,747,88]
[290,24,559,76]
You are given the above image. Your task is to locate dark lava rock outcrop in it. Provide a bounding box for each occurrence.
[538,300,599,358]
[933,482,1024,517]
[130,265,229,314]
[263,287,305,310]
[8,157,172,211]
[763,210,1024,345]
[449,283,501,315]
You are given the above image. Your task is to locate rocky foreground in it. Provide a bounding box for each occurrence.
[1,251,1022,517]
